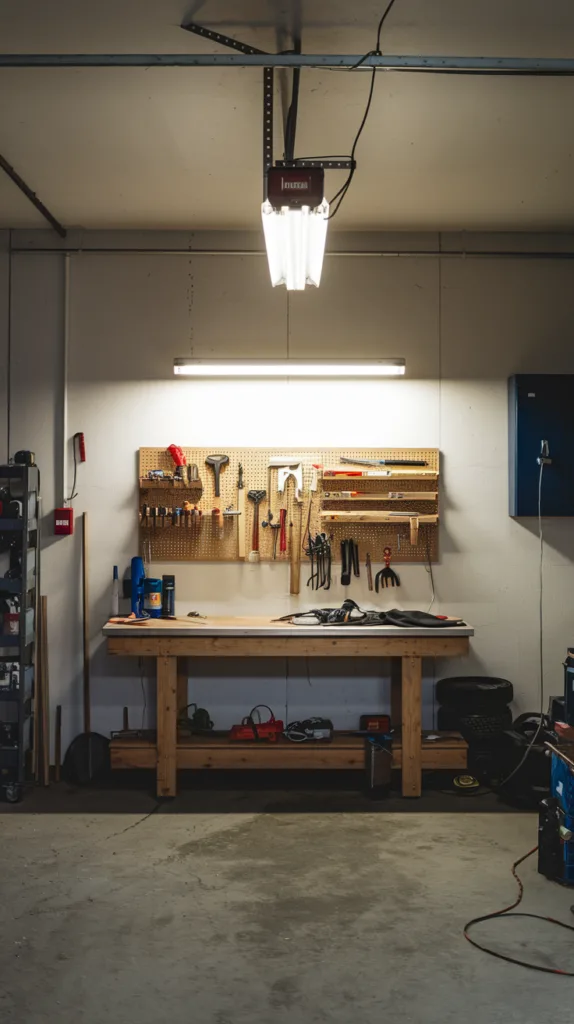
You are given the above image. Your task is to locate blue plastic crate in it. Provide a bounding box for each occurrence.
[551,754,574,884]
[552,753,574,813]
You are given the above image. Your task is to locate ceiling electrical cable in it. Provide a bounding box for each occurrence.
[328,0,400,220]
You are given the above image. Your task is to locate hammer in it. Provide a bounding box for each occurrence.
[205,454,229,497]
[248,490,266,563]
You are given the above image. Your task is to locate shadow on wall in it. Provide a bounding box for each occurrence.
[515,515,574,563]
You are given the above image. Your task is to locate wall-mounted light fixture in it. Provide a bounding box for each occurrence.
[173,359,406,377]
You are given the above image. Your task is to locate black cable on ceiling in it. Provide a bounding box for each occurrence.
[328,0,400,220]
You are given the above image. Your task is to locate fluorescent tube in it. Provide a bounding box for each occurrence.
[261,200,329,290]
[173,359,406,378]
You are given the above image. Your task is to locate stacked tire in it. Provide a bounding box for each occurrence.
[436,676,514,742]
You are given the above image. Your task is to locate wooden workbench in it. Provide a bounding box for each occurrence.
[103,616,473,798]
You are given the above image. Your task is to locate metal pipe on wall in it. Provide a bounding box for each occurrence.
[10,248,574,260]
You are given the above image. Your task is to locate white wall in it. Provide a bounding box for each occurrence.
[4,230,574,754]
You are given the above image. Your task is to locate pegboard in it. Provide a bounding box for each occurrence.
[138,448,439,565]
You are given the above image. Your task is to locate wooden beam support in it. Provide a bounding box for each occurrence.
[390,656,402,730]
[108,635,470,659]
[156,655,177,797]
[109,733,467,772]
[401,656,422,797]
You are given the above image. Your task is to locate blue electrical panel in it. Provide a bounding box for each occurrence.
[509,374,574,516]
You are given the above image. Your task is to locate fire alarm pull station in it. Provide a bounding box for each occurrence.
[54,507,74,535]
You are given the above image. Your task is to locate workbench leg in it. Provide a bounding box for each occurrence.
[390,657,402,729]
[176,657,188,723]
[401,656,422,798]
[157,655,177,798]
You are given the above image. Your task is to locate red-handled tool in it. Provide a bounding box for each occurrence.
[74,432,86,463]
[167,444,186,467]
[279,508,287,554]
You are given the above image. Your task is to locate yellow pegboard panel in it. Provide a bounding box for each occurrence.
[138,448,439,564]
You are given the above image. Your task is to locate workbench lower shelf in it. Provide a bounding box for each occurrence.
[110,731,467,772]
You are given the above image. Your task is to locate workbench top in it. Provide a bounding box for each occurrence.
[103,615,474,639]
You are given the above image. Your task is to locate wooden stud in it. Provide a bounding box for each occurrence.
[54,704,62,783]
[401,656,422,797]
[156,655,177,797]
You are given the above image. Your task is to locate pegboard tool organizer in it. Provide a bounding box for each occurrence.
[138,448,439,563]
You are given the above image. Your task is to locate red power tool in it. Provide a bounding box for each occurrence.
[229,705,284,742]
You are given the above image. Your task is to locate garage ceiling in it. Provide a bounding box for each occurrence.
[1,0,574,232]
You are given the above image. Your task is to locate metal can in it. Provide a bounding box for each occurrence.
[143,578,163,618]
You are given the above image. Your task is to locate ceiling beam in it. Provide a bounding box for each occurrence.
[0,152,66,237]
[1,54,574,74]
[180,20,269,55]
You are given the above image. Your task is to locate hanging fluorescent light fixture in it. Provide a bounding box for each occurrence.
[262,168,329,290]
[174,359,405,377]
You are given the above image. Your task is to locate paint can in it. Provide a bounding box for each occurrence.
[143,577,162,618]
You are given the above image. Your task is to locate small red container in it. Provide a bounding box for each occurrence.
[4,612,19,635]
[54,507,74,535]
[360,714,391,734]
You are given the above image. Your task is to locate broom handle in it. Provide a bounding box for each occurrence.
[82,512,90,735]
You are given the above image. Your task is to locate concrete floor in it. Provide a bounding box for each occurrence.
[1,785,573,1023]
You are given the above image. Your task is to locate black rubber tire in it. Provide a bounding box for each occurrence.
[436,676,513,711]
[436,706,461,732]
[437,706,513,738]
[458,709,513,742]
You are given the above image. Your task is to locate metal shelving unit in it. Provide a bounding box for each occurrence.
[0,464,40,802]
